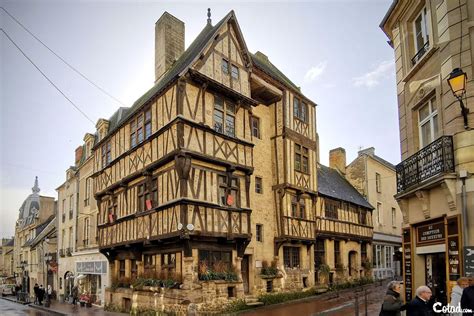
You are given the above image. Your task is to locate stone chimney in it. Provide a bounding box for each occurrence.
[329,147,346,176]
[358,147,375,157]
[155,12,185,83]
[75,146,83,166]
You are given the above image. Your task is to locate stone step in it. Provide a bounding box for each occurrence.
[246,302,264,307]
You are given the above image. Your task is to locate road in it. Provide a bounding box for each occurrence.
[0,298,50,316]
[242,284,387,316]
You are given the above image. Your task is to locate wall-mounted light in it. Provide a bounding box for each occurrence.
[447,68,469,129]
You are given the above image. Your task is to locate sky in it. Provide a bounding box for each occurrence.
[0,0,399,239]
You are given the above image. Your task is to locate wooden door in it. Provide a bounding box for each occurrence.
[241,255,250,294]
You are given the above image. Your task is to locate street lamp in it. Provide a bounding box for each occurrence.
[447,67,470,129]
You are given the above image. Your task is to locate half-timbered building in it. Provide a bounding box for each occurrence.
[315,150,374,284]
[92,10,318,307]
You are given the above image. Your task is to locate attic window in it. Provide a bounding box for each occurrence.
[231,65,239,80]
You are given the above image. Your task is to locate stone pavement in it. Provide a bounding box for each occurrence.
[1,296,126,316]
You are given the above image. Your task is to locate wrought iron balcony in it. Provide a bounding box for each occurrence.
[396,136,454,193]
[411,41,430,65]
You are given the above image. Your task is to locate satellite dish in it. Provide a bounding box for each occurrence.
[178,223,183,230]
[186,223,195,231]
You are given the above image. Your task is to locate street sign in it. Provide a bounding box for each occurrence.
[463,247,474,276]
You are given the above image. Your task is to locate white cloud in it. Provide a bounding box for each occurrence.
[353,60,395,88]
[304,62,327,82]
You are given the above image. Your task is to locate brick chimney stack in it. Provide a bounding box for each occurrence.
[155,12,185,83]
[329,147,346,176]
[75,146,83,166]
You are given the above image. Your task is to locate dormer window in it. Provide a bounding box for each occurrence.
[412,7,429,65]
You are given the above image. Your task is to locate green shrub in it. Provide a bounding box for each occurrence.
[223,299,254,313]
[258,288,319,305]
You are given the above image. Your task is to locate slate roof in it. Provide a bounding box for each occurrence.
[5,238,14,247]
[251,52,300,92]
[22,216,54,248]
[317,164,373,209]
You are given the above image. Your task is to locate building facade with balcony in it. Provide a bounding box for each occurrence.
[90,10,318,310]
[381,0,474,305]
[315,151,374,284]
[346,147,403,280]
[13,177,55,295]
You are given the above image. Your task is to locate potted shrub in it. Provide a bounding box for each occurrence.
[317,263,331,284]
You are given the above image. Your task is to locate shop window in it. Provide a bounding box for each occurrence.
[119,260,125,278]
[283,246,300,268]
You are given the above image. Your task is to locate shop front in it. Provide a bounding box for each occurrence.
[76,261,107,305]
[402,215,462,304]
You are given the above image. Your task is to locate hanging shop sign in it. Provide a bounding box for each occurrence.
[402,228,413,302]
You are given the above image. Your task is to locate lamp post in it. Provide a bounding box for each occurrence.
[447,67,470,129]
[44,253,52,307]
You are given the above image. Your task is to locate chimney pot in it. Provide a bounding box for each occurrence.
[329,147,346,176]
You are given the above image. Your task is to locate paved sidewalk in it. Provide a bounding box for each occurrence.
[0,295,31,305]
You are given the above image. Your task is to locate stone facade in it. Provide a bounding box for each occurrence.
[381,0,474,304]
[346,147,403,280]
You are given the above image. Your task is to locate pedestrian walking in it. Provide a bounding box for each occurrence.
[38,285,44,305]
[72,285,79,305]
[450,277,469,316]
[461,278,474,313]
[405,285,433,316]
[379,281,406,316]
[47,284,53,301]
[33,283,39,305]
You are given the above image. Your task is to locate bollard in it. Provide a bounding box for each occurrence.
[355,294,359,316]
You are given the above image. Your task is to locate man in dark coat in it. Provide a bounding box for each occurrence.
[37,285,44,305]
[33,283,39,305]
[461,279,474,313]
[405,285,433,316]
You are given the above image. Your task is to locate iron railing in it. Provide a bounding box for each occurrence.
[396,136,454,193]
[411,41,430,65]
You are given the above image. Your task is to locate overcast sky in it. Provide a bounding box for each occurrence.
[0,0,398,239]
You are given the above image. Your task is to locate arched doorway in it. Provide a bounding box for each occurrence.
[348,251,358,277]
[64,271,74,300]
